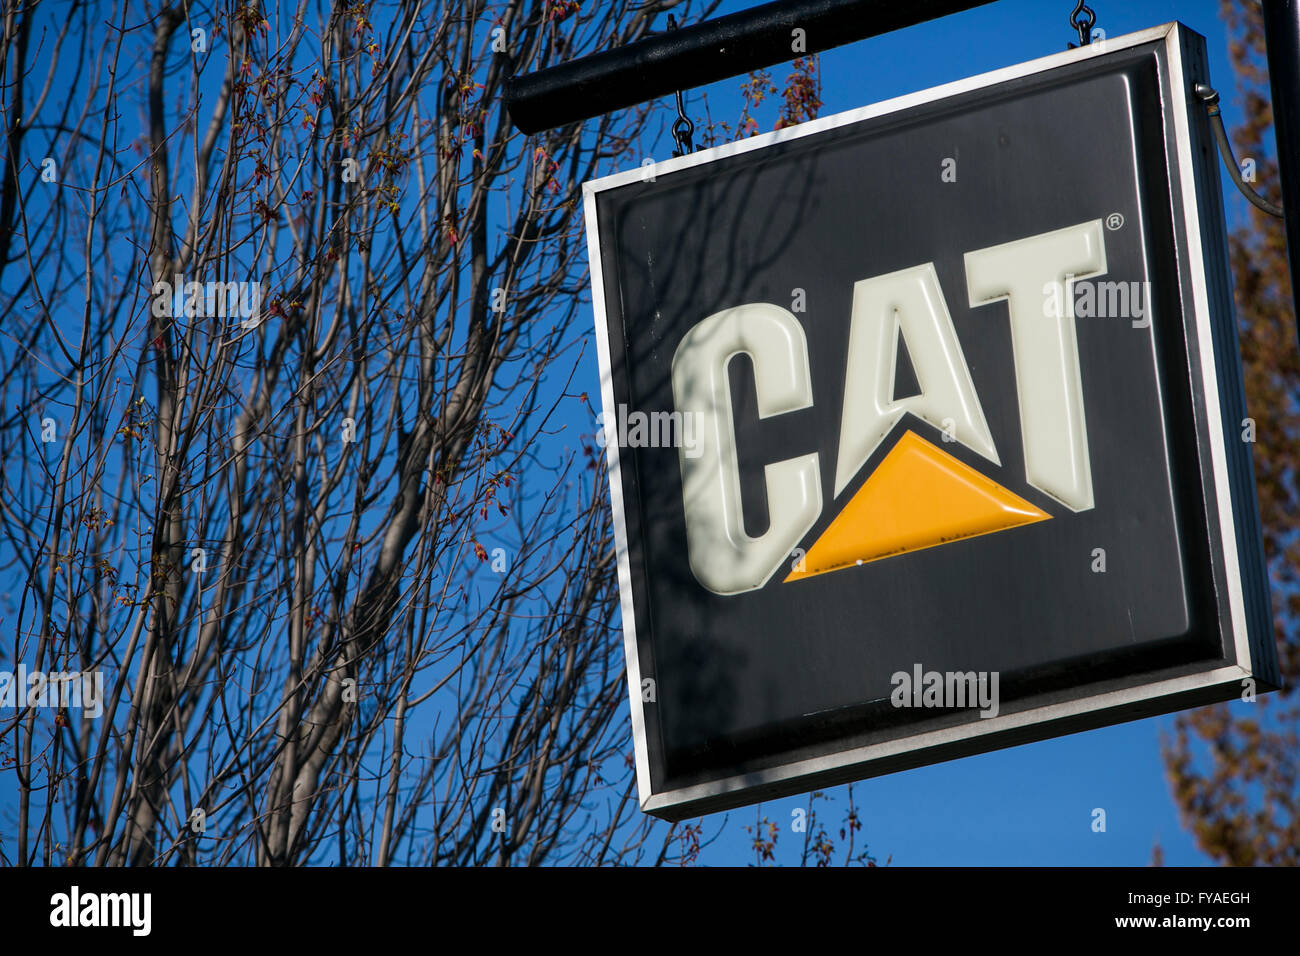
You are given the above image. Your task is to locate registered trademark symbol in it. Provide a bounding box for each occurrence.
[1105,213,1125,231]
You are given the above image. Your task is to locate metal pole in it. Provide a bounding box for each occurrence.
[1262,0,1300,334]
[503,0,996,134]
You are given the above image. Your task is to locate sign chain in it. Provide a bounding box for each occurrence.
[1069,2,1097,48]
[666,14,695,157]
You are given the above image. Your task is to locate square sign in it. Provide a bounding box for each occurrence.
[583,23,1279,820]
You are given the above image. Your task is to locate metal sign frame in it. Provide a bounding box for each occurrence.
[584,23,1278,819]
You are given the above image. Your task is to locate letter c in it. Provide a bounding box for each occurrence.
[672,304,821,595]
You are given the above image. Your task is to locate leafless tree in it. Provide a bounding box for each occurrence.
[0,0,720,866]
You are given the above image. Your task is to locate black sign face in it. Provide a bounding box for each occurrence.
[584,24,1278,819]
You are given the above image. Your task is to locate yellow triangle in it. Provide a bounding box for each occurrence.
[785,430,1050,582]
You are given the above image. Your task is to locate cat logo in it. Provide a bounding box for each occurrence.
[674,219,1106,595]
[583,23,1276,820]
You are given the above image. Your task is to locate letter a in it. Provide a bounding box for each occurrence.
[835,263,999,496]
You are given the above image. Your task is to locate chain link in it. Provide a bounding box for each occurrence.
[666,15,695,156]
[1070,2,1097,47]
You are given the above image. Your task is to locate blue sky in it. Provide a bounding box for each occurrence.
[577,0,1261,865]
[0,0,1264,868]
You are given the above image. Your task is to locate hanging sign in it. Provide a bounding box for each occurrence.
[583,23,1279,819]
